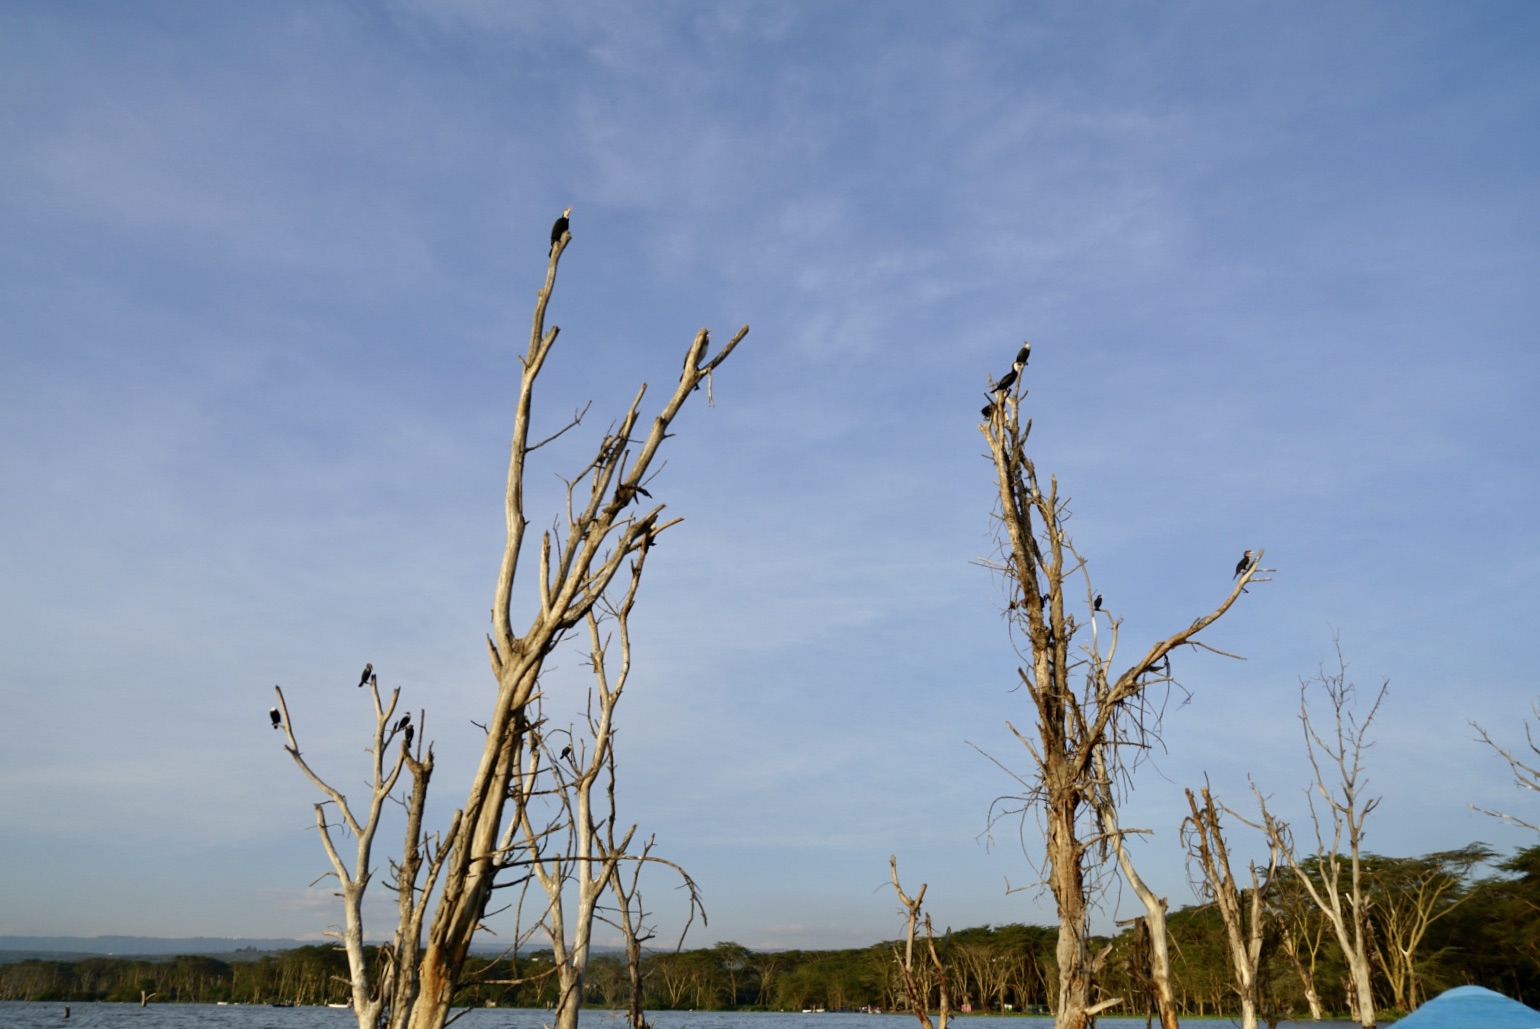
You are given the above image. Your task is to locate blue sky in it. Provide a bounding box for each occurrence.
[1,2,1537,952]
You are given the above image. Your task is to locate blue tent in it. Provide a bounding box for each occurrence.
[1390,985,1540,1028]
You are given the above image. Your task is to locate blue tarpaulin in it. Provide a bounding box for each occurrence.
[1389,985,1540,1028]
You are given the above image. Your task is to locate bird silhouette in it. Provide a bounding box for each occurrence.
[269,708,281,730]
[550,206,571,254]
[1234,550,1255,578]
[357,663,372,688]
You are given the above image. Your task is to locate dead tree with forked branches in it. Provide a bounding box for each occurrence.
[1252,642,1384,1029]
[1472,701,1540,833]
[516,554,703,1029]
[277,218,746,1029]
[272,677,436,1029]
[976,368,1266,1029]
[1183,780,1281,1029]
[890,856,952,1029]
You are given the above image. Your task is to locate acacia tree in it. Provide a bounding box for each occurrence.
[978,370,1264,1029]
[1253,645,1385,1029]
[1363,845,1491,1011]
[1183,781,1281,1029]
[278,219,747,1029]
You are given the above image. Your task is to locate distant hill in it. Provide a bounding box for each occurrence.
[0,935,620,964]
[0,936,307,963]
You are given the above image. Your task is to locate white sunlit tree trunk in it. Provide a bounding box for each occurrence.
[1253,641,1384,1029]
[978,370,1265,1029]
[1183,781,1281,1029]
[278,218,746,1029]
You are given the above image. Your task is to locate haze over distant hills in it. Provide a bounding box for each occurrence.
[0,936,308,962]
[0,936,618,963]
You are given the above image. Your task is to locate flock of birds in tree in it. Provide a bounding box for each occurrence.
[268,660,413,747]
[980,341,1030,420]
[264,220,1256,736]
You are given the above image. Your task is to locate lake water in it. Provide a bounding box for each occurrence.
[0,1005,1366,1029]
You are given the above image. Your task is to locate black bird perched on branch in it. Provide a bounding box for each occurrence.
[1094,594,1103,611]
[560,744,573,763]
[1015,342,1031,369]
[1234,550,1255,578]
[994,369,1018,393]
[403,725,414,749]
[395,714,410,733]
[357,663,372,688]
[981,402,996,419]
[550,206,571,254]
[269,708,281,730]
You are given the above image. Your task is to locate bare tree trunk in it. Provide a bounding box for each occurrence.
[977,365,1264,1029]
[279,221,745,1029]
[1251,641,1384,1029]
[1092,747,1179,1029]
[1278,924,1326,1021]
[273,679,417,1029]
[890,857,950,1029]
[1184,783,1280,1029]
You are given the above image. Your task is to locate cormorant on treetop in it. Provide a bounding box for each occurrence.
[981,402,996,419]
[357,663,372,688]
[994,369,1018,393]
[270,707,281,730]
[1234,550,1255,578]
[404,725,414,749]
[550,207,572,254]
[560,744,574,762]
[395,714,410,733]
[1094,594,1103,611]
[1015,342,1031,369]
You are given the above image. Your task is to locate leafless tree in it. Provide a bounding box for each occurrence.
[273,678,438,1029]
[518,557,703,1029]
[1183,781,1281,1029]
[1472,701,1540,833]
[890,856,952,1029]
[1273,876,1328,1021]
[1089,745,1179,1029]
[977,379,1265,1029]
[277,220,746,1029]
[1252,642,1385,1029]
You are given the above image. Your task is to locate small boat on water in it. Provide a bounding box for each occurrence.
[1389,984,1540,1027]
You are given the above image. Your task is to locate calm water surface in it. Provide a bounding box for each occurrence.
[0,1005,1366,1029]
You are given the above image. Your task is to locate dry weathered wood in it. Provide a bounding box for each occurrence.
[978,386,1264,1029]
[1183,782,1280,1029]
[280,225,743,1029]
[1250,641,1384,1029]
[889,857,950,1029]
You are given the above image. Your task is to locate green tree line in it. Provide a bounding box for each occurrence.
[5,844,1538,1018]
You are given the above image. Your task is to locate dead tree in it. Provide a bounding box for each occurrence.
[273,678,434,1029]
[1090,744,1179,1029]
[1183,781,1281,1029]
[890,856,951,1029]
[978,380,1264,1029]
[1472,701,1540,833]
[518,555,702,1029]
[1272,870,1328,1020]
[1252,642,1384,1029]
[279,221,746,1029]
